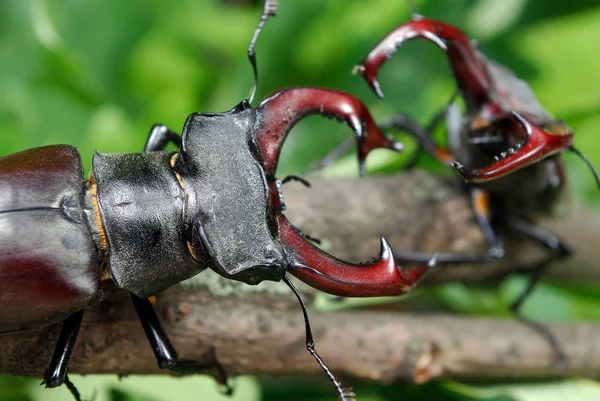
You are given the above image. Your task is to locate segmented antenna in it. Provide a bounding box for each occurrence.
[407,0,421,20]
[283,276,356,401]
[248,0,278,104]
[569,146,600,191]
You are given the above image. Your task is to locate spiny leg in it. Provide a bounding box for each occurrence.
[144,124,181,152]
[130,294,231,393]
[280,175,320,242]
[282,276,355,401]
[506,216,573,370]
[42,310,84,401]
[396,187,504,265]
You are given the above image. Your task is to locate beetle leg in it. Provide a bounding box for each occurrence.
[144,124,182,152]
[282,276,355,401]
[396,187,504,264]
[281,175,311,187]
[278,215,434,297]
[381,113,455,166]
[310,92,459,172]
[130,295,231,392]
[255,87,404,177]
[451,112,573,183]
[470,188,505,258]
[354,18,491,101]
[42,310,84,401]
[506,216,573,370]
[307,137,356,172]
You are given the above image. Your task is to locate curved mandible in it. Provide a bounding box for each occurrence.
[354,18,491,101]
[451,112,574,182]
[278,215,435,297]
[254,87,403,177]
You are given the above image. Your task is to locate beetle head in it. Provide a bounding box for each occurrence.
[175,102,288,285]
[253,87,432,297]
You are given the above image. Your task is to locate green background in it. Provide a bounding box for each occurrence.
[1,0,600,400]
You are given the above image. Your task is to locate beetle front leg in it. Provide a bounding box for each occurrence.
[255,87,404,177]
[130,295,231,390]
[144,124,182,152]
[278,215,434,297]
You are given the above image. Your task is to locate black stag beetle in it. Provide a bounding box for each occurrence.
[0,2,437,401]
[351,6,600,368]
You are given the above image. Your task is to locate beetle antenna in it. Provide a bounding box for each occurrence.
[407,0,421,20]
[248,0,278,104]
[282,275,356,401]
[569,146,600,191]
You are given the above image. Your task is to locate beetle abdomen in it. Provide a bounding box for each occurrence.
[0,145,100,332]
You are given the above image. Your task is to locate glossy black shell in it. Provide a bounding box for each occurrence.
[0,145,100,332]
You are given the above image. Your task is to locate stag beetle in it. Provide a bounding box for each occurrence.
[350,8,600,368]
[0,2,436,401]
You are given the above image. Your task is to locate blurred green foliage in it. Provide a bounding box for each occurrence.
[1,0,600,400]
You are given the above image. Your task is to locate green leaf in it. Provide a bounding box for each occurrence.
[445,379,600,401]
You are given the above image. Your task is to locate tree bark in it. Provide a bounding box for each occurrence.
[2,171,600,382]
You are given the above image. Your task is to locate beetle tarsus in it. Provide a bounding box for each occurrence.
[63,375,83,401]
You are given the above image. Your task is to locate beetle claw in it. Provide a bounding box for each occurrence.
[355,18,491,104]
[255,87,403,175]
[278,215,431,297]
[451,114,573,182]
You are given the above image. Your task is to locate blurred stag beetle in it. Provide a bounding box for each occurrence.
[348,3,600,368]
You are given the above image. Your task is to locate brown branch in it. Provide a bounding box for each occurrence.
[3,289,600,383]
[2,171,600,382]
